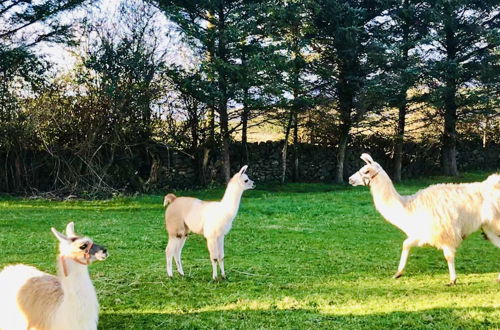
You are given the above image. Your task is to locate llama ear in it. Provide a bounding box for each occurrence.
[239,165,248,175]
[360,153,374,165]
[51,227,69,242]
[65,222,76,237]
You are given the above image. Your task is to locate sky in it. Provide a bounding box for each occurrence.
[35,0,195,73]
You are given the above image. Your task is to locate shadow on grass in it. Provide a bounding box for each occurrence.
[99,306,499,329]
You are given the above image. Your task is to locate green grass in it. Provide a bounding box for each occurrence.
[1,172,499,329]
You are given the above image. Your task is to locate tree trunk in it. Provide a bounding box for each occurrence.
[335,69,353,184]
[221,126,231,182]
[292,110,299,181]
[206,10,216,144]
[241,89,250,165]
[442,11,459,176]
[393,5,410,183]
[442,86,458,176]
[336,123,350,184]
[217,5,231,182]
[188,104,205,184]
[393,99,407,183]
[281,111,294,184]
[208,107,215,142]
[219,95,231,182]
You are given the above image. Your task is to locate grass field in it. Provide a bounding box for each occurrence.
[0,172,499,329]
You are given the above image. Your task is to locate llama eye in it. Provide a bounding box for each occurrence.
[80,244,88,250]
[244,179,248,183]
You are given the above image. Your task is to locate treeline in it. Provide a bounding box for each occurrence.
[0,0,498,197]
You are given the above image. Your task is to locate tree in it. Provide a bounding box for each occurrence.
[265,0,317,183]
[0,0,91,192]
[312,0,388,183]
[151,0,266,182]
[18,0,168,195]
[426,0,498,176]
[0,0,89,48]
[162,69,212,183]
[233,1,279,165]
[369,0,430,182]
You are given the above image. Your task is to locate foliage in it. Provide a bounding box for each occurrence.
[0,0,498,195]
[0,0,89,48]
[424,0,499,175]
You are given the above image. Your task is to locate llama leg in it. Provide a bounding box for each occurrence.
[217,236,226,279]
[394,237,418,278]
[166,237,181,277]
[207,237,218,280]
[442,246,457,286]
[165,240,174,278]
[482,228,500,283]
[174,236,187,276]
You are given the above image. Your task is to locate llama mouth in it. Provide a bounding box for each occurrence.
[94,251,108,261]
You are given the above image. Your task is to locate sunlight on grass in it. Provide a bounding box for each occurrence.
[1,172,499,328]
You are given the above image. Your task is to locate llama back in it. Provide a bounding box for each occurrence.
[405,183,486,246]
[0,264,60,330]
[165,196,206,235]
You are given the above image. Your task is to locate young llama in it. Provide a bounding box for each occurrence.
[164,165,255,280]
[349,153,500,285]
[0,222,108,330]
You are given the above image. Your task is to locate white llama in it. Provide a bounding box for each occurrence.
[0,222,108,330]
[164,165,255,280]
[349,153,500,285]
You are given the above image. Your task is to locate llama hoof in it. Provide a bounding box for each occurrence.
[446,280,457,286]
[393,272,403,279]
[221,275,227,281]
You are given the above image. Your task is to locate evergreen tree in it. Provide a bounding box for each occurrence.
[426,0,498,175]
[370,0,431,182]
[269,0,316,183]
[312,0,388,183]
[152,0,266,182]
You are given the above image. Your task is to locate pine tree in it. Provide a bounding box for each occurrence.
[312,0,388,183]
[152,0,265,182]
[370,0,431,182]
[426,0,498,176]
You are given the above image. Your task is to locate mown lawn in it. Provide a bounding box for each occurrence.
[0,172,499,329]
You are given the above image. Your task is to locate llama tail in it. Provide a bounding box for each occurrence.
[163,193,177,207]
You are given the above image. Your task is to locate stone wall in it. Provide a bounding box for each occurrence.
[155,136,500,189]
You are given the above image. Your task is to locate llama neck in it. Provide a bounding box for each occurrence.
[220,182,244,219]
[369,170,410,234]
[56,256,98,312]
[55,256,99,328]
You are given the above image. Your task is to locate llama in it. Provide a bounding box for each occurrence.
[0,222,108,330]
[164,165,255,280]
[349,153,500,285]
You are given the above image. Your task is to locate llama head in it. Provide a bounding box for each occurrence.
[231,165,255,190]
[348,153,383,186]
[51,222,108,264]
